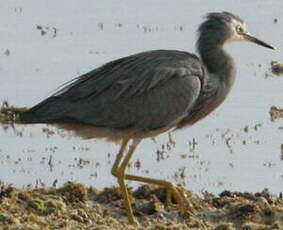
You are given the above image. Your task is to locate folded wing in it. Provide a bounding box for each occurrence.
[21,50,205,130]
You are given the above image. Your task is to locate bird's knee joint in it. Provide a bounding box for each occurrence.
[111,167,118,177]
[113,168,125,181]
[111,166,125,178]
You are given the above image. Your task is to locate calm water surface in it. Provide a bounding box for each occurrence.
[0,0,282,194]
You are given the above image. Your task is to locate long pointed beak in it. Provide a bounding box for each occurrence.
[243,33,275,50]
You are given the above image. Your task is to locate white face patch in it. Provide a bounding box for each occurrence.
[226,18,247,43]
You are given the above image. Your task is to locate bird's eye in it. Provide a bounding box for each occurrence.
[236,25,244,33]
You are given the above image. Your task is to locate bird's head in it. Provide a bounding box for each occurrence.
[198,12,274,50]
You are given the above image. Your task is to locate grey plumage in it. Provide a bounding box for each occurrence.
[21,50,204,131]
[18,12,274,224]
[20,12,274,137]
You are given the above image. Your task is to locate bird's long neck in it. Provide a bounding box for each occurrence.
[197,38,236,83]
[176,33,237,129]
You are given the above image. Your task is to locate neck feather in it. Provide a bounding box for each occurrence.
[197,35,235,80]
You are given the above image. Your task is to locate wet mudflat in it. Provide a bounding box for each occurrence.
[0,182,283,230]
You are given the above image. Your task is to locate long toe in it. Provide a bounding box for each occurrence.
[167,184,195,214]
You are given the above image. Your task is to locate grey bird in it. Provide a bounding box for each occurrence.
[17,12,274,224]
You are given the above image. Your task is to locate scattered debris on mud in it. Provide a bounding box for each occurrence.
[265,61,283,78]
[271,61,283,76]
[270,106,283,122]
[0,101,28,124]
[0,182,282,230]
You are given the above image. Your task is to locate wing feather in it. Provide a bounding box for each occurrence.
[22,50,205,130]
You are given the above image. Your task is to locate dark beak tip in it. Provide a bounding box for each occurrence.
[267,45,275,50]
[266,43,276,50]
[244,33,275,50]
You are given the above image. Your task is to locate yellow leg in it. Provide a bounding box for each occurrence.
[124,174,190,212]
[112,138,141,225]
[111,138,192,225]
[111,138,129,176]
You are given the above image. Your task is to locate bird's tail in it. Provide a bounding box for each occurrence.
[0,101,29,124]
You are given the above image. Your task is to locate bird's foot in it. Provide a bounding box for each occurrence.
[128,217,139,226]
[165,184,194,214]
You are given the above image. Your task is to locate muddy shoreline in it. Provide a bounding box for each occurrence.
[0,182,282,230]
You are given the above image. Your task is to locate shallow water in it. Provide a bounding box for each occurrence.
[0,0,282,194]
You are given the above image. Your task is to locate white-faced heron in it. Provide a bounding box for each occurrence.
[16,12,274,224]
